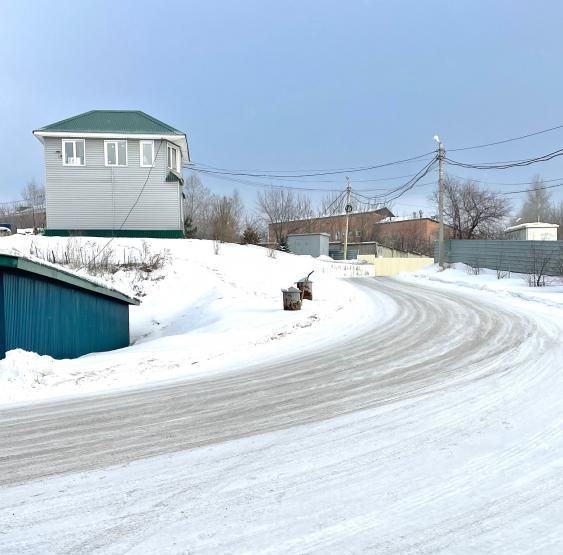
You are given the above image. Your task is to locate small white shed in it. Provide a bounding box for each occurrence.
[287,233,330,257]
[504,222,559,241]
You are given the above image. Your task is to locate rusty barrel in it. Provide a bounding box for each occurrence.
[282,286,302,310]
[296,278,313,301]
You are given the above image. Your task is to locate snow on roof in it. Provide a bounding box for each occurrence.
[287,232,330,237]
[378,216,439,224]
[0,248,139,304]
[504,222,559,233]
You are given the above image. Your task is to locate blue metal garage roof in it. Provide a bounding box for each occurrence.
[0,254,139,359]
[0,254,139,305]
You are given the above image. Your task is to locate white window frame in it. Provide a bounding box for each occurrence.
[140,140,155,167]
[167,143,181,172]
[104,140,128,167]
[62,139,86,166]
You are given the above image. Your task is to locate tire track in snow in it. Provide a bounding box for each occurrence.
[0,278,545,485]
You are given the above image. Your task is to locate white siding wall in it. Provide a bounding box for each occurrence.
[44,137,182,231]
[526,227,558,240]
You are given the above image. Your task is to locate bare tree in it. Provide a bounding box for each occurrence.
[518,176,552,224]
[21,179,46,208]
[211,190,243,243]
[433,176,511,239]
[17,179,46,230]
[256,188,313,244]
[318,191,347,216]
[527,242,552,287]
[183,174,215,238]
[549,200,563,240]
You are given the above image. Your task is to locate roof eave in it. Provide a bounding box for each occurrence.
[0,254,140,305]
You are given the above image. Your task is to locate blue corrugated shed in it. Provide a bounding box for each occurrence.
[0,254,139,359]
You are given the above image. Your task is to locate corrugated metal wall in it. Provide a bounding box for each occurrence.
[0,270,130,359]
[44,137,182,231]
[435,240,563,276]
[287,235,329,257]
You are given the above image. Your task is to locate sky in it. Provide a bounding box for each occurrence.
[2,0,563,217]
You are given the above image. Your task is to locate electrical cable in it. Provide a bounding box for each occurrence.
[499,181,563,196]
[449,123,563,152]
[192,168,343,192]
[447,174,563,187]
[85,139,165,267]
[189,150,436,179]
[445,147,563,170]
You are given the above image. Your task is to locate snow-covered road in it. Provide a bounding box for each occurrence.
[1,277,563,553]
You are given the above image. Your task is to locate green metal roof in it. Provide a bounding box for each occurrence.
[0,254,139,305]
[35,110,184,135]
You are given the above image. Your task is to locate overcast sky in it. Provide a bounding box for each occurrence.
[2,0,563,216]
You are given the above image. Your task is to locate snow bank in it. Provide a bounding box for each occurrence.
[396,262,563,309]
[0,236,381,406]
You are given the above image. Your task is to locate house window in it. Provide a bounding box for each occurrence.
[167,144,181,172]
[140,140,154,167]
[104,140,127,166]
[62,139,85,166]
[355,230,361,238]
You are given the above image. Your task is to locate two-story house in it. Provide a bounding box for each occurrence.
[33,110,190,237]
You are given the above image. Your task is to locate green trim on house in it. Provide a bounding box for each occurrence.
[43,229,184,239]
[166,170,184,184]
[0,254,139,305]
[35,110,184,135]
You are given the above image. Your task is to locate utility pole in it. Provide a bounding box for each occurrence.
[343,177,352,261]
[435,136,445,269]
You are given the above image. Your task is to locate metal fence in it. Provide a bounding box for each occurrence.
[434,240,563,276]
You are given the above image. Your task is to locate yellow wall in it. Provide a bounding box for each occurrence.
[357,255,434,276]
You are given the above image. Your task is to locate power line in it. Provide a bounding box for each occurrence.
[345,158,438,210]
[190,150,436,179]
[196,166,422,184]
[193,165,440,195]
[500,181,563,196]
[192,168,344,192]
[447,174,563,187]
[449,123,563,152]
[322,189,348,215]
[445,146,563,170]
[377,157,438,203]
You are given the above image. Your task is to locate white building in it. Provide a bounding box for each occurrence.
[504,222,559,241]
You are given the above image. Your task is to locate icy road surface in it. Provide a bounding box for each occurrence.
[1,278,563,554]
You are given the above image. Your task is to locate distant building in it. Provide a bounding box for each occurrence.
[373,217,443,243]
[371,216,454,256]
[268,210,452,256]
[504,222,559,241]
[268,208,394,245]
